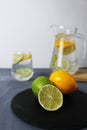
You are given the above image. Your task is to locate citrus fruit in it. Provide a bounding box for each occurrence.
[13,53,32,64]
[55,40,76,55]
[55,58,70,71]
[22,54,32,61]
[50,53,69,71]
[13,54,23,64]
[16,68,32,78]
[49,70,78,94]
[38,84,63,111]
[32,76,52,97]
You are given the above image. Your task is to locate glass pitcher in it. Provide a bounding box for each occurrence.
[50,25,86,74]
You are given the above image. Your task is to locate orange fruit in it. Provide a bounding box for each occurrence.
[49,70,78,94]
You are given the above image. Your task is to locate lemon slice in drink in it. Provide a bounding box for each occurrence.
[16,68,32,78]
[22,54,32,61]
[13,54,23,64]
[38,84,63,111]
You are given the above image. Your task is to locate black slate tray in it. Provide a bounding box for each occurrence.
[11,89,87,130]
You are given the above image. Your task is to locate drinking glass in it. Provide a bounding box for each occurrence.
[11,51,34,81]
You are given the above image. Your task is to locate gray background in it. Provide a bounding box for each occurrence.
[0,0,87,68]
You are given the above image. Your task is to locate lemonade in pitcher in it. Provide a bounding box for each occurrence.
[50,38,79,74]
[50,26,86,74]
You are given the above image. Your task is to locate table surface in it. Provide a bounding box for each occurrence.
[0,68,87,130]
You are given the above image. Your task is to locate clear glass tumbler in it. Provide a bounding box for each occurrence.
[11,51,34,81]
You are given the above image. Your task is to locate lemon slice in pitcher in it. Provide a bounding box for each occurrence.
[55,40,76,55]
[38,84,63,111]
[16,68,32,78]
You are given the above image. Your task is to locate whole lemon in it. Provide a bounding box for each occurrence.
[49,70,78,94]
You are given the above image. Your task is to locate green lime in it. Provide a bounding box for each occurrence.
[38,84,63,111]
[55,58,70,71]
[13,54,23,64]
[16,68,32,78]
[32,76,52,97]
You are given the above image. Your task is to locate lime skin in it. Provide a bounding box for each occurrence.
[32,76,52,97]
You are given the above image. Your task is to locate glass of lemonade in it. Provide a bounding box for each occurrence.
[11,51,34,81]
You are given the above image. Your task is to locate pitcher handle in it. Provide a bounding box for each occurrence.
[75,32,86,59]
